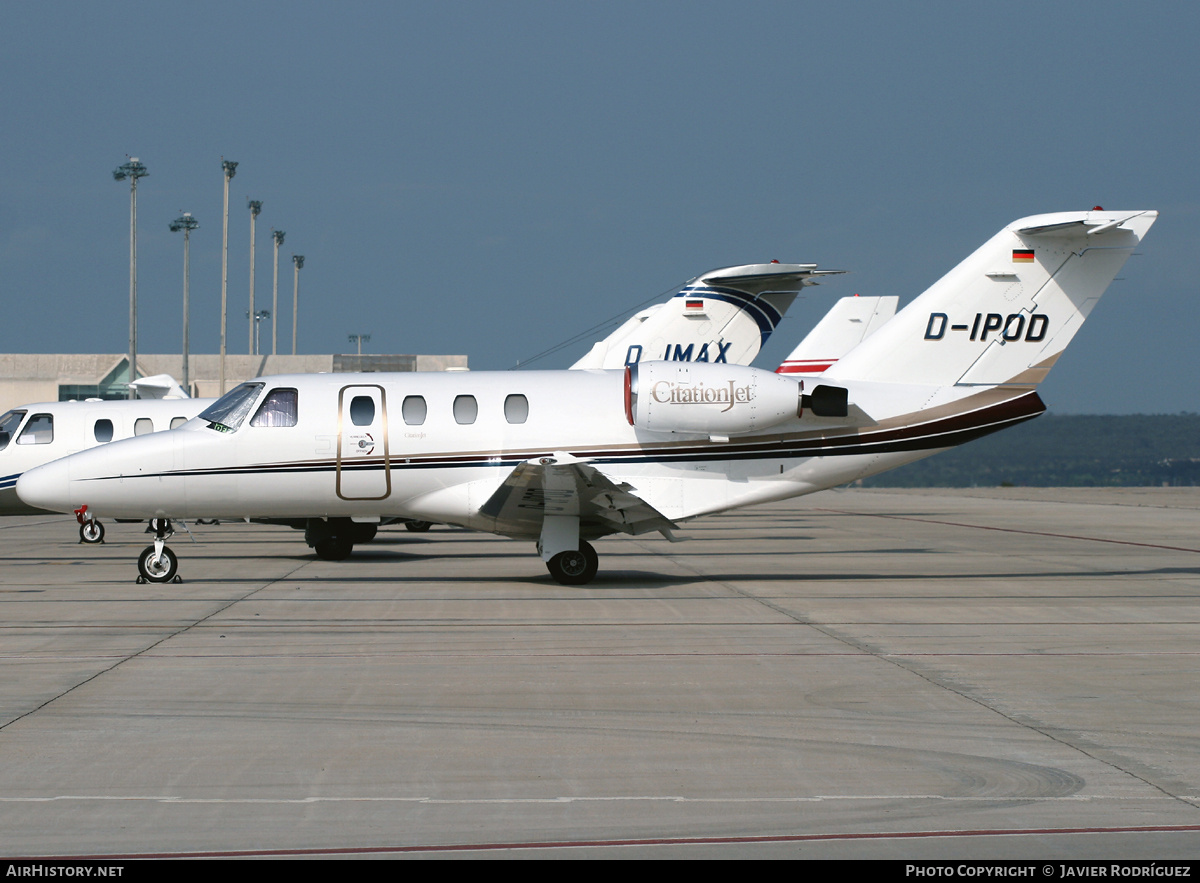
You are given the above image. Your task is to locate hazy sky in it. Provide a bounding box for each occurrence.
[1,1,1195,413]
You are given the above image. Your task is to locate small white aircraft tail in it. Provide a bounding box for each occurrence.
[825,209,1157,388]
[129,374,189,399]
[776,295,897,375]
[571,262,844,369]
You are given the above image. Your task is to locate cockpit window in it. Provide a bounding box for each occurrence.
[198,382,265,433]
[0,410,27,452]
[250,388,299,427]
[17,413,53,445]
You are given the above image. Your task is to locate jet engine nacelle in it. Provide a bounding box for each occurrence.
[625,361,802,436]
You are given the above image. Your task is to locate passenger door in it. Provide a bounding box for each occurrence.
[336,385,390,500]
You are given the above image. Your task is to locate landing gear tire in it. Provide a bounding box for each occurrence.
[546,541,598,586]
[349,522,378,543]
[79,521,105,544]
[137,545,179,583]
[313,538,354,561]
[305,518,357,560]
[404,520,432,532]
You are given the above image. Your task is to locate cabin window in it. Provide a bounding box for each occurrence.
[199,382,265,433]
[94,419,114,443]
[402,395,426,426]
[349,395,375,427]
[0,410,27,451]
[134,418,154,436]
[453,395,478,425]
[251,388,299,427]
[504,394,529,424]
[170,417,188,430]
[17,413,53,445]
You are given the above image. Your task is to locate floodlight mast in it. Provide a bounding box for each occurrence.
[220,159,238,395]
[113,157,148,399]
[247,309,271,355]
[292,254,305,355]
[169,213,200,393]
[348,333,370,355]
[271,229,285,355]
[248,199,262,354]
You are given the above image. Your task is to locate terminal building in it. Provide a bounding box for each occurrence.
[0,353,468,412]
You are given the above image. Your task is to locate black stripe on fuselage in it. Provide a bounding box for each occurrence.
[78,391,1044,483]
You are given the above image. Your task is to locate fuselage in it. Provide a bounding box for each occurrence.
[0,398,209,515]
[16,366,1043,539]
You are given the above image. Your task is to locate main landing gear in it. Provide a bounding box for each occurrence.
[137,518,180,584]
[304,518,378,561]
[545,541,598,586]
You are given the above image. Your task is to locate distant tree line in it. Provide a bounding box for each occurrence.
[860,414,1200,487]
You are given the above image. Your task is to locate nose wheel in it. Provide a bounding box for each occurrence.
[136,518,181,584]
[79,520,105,544]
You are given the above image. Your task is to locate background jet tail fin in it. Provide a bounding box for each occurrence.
[776,295,897,375]
[825,210,1157,388]
[571,262,844,370]
[129,374,189,399]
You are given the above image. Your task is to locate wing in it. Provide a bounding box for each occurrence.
[478,452,677,541]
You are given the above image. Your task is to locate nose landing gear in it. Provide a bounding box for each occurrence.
[74,505,105,544]
[136,518,181,584]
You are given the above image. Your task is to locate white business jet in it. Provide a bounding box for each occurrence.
[0,383,208,541]
[1,262,832,550]
[18,209,1155,585]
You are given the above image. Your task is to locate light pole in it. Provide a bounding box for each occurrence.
[247,199,262,354]
[169,212,199,394]
[292,254,304,355]
[348,334,370,355]
[220,159,238,394]
[113,157,148,399]
[271,229,285,355]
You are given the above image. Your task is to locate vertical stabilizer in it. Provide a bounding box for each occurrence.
[776,295,897,375]
[571,263,844,369]
[825,210,1156,387]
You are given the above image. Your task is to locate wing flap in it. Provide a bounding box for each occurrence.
[479,453,676,539]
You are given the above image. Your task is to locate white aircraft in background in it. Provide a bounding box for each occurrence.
[572,262,843,369]
[0,378,209,540]
[775,294,897,376]
[0,263,835,547]
[20,209,1155,585]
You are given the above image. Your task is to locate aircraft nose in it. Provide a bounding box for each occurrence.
[16,458,73,514]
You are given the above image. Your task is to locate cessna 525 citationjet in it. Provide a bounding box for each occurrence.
[18,209,1156,585]
[2,261,831,548]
